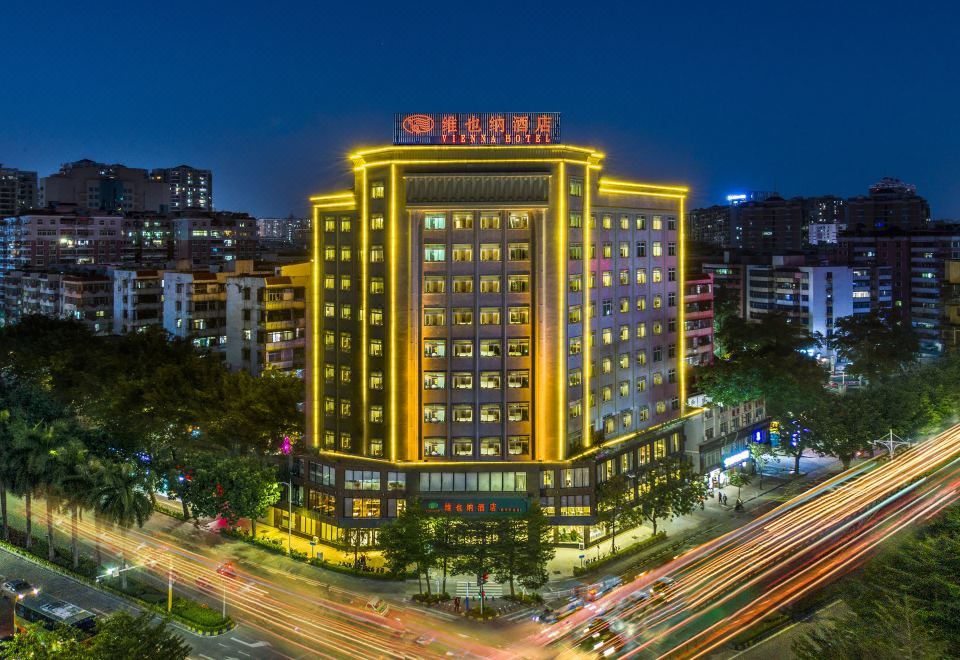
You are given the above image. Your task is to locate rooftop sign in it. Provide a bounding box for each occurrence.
[394,113,561,146]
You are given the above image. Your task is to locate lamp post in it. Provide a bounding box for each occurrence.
[279,481,293,555]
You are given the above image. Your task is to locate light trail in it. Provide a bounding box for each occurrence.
[539,424,960,660]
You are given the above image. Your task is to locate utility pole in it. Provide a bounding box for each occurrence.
[873,429,913,458]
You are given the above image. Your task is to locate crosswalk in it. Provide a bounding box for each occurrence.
[500,606,541,623]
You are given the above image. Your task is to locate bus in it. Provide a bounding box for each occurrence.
[14,593,97,637]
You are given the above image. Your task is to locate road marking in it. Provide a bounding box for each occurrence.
[237,653,251,658]
[231,637,272,648]
[198,655,217,660]
[217,642,229,648]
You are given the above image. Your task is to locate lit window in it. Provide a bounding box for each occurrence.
[480,213,500,229]
[371,182,384,199]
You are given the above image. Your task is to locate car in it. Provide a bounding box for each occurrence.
[215,563,238,579]
[651,576,675,594]
[1,580,38,601]
[195,576,213,592]
[414,635,433,646]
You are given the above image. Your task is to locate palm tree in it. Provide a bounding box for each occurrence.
[27,420,71,562]
[90,461,152,590]
[58,442,92,569]
[0,409,13,541]
[7,419,41,550]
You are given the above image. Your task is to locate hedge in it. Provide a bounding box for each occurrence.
[572,532,667,577]
[220,527,408,581]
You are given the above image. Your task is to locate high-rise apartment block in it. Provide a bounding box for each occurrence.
[0,165,38,216]
[40,160,170,212]
[151,166,213,211]
[285,115,689,547]
[112,268,164,334]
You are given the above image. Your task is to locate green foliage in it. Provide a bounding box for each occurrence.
[794,504,960,658]
[184,453,280,524]
[378,501,436,592]
[635,456,706,536]
[828,310,919,383]
[0,622,86,659]
[89,611,192,660]
[572,532,667,577]
[596,473,642,553]
[699,313,828,420]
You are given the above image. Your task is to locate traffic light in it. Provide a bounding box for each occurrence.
[482,572,489,584]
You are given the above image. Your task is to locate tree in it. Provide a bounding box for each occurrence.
[794,598,947,660]
[808,391,886,469]
[828,310,919,383]
[87,611,191,660]
[518,505,554,593]
[90,461,152,589]
[636,456,705,535]
[775,417,820,477]
[451,518,497,603]
[184,454,280,529]
[749,442,777,489]
[491,517,525,597]
[206,370,304,456]
[596,473,641,553]
[27,419,75,562]
[699,313,828,421]
[728,470,751,501]
[429,515,457,594]
[0,622,85,659]
[378,502,433,592]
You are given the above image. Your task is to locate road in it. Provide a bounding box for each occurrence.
[529,423,960,659]
[4,426,959,659]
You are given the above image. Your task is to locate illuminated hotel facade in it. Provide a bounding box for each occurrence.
[286,114,689,547]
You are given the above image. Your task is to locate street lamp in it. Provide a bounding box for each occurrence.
[279,481,293,555]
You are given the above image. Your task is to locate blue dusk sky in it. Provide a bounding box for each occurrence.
[3,1,958,218]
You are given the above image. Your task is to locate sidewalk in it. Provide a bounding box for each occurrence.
[545,452,842,583]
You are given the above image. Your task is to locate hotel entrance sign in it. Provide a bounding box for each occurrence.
[394,112,561,146]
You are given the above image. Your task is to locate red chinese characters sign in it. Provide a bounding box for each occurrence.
[395,113,561,146]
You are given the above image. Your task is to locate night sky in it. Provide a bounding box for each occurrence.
[4,1,958,218]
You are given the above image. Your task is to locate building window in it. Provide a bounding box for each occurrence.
[480,438,501,456]
[423,372,446,389]
[370,339,383,357]
[478,243,500,262]
[636,268,647,285]
[480,213,500,230]
[508,436,530,455]
[451,372,473,389]
[480,307,501,325]
[569,213,583,228]
[424,405,446,424]
[424,277,445,294]
[569,336,582,355]
[424,245,446,261]
[371,277,384,294]
[507,275,529,293]
[453,308,474,325]
[507,338,529,356]
[480,405,501,423]
[508,213,529,230]
[370,406,383,423]
[424,339,446,358]
[369,309,383,326]
[507,370,529,388]
[370,371,383,389]
[452,405,473,422]
[508,306,530,324]
[480,372,502,389]
[508,243,529,261]
[453,212,474,230]
[452,276,473,293]
[371,182,384,199]
[423,308,446,326]
[569,179,583,196]
[453,340,473,357]
[480,276,501,293]
[452,244,473,262]
[371,214,384,230]
[424,438,445,457]
[480,340,501,357]
[452,439,474,456]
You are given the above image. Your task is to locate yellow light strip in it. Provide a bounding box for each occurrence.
[361,169,368,449]
[598,178,689,193]
[309,201,356,209]
[389,163,398,461]
[354,157,601,172]
[309,192,355,202]
[350,144,605,160]
[557,162,566,461]
[678,194,687,414]
[597,187,686,199]
[583,166,592,448]
[310,205,320,448]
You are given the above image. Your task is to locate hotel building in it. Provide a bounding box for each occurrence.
[286,114,689,547]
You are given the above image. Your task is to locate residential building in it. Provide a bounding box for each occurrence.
[60,274,112,334]
[150,166,213,212]
[683,394,769,479]
[121,214,173,264]
[0,165,38,216]
[285,115,689,548]
[685,273,714,368]
[112,268,164,334]
[702,253,750,317]
[688,205,731,248]
[0,210,126,273]
[845,177,930,232]
[171,212,257,266]
[258,217,311,249]
[836,227,960,356]
[40,160,169,212]
[745,256,892,351]
[226,263,309,376]
[945,260,960,353]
